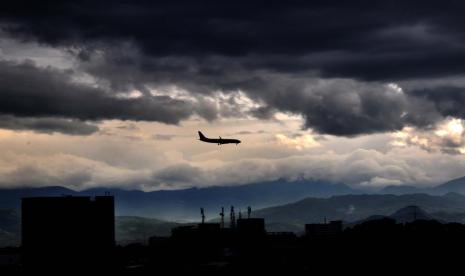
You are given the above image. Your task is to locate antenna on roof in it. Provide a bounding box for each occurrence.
[247,206,252,219]
[220,207,225,228]
[200,207,205,224]
[230,206,236,229]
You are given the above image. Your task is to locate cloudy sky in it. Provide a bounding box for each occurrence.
[2,1,465,191]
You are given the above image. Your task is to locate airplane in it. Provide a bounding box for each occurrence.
[198,131,241,145]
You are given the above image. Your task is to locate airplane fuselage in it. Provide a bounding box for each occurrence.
[200,137,241,145]
[198,131,241,145]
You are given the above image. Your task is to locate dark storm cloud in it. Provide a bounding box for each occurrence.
[78,48,438,136]
[3,1,465,80]
[409,86,465,119]
[250,78,443,136]
[2,1,465,136]
[0,115,98,135]
[0,60,212,125]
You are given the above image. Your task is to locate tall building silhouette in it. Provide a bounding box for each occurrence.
[21,196,115,271]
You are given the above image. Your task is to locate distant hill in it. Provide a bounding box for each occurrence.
[0,209,20,234]
[252,193,465,231]
[389,205,433,223]
[429,210,465,223]
[379,176,465,196]
[0,186,76,209]
[0,209,20,247]
[379,185,423,195]
[346,205,434,227]
[0,179,359,220]
[430,176,465,195]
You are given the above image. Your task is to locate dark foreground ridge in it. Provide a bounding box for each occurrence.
[1,195,464,274]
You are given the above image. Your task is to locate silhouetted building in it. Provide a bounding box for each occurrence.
[22,196,115,271]
[305,220,342,237]
[237,218,266,236]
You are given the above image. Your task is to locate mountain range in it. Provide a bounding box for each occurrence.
[0,179,358,220]
[2,175,464,221]
[346,205,435,227]
[379,176,465,195]
[252,193,465,232]
[2,176,465,246]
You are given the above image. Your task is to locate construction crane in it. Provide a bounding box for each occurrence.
[220,207,225,228]
[230,206,236,229]
[200,207,205,224]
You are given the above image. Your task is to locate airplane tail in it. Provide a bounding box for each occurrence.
[198,131,207,140]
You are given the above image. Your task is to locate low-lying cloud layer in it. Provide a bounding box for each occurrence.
[2,133,464,191]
